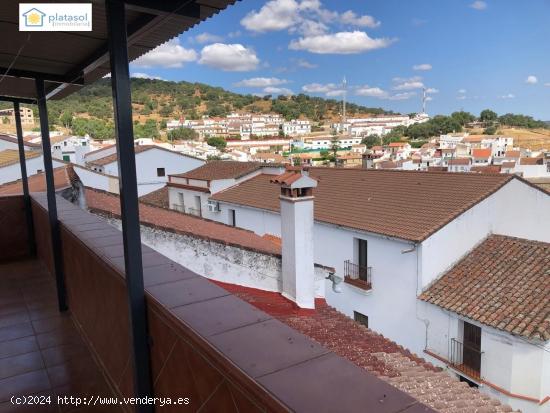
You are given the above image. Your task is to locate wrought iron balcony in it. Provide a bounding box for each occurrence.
[343,260,372,290]
[450,338,482,380]
[187,207,201,217]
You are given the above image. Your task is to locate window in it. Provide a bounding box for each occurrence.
[156,168,165,177]
[353,311,368,328]
[228,209,236,227]
[358,239,368,281]
[62,155,70,162]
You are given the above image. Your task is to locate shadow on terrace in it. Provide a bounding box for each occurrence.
[0,193,434,413]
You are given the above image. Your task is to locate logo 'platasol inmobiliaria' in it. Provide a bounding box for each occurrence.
[19,3,92,32]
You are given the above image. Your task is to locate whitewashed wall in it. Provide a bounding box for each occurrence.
[102,149,204,196]
[420,302,550,413]
[104,217,327,297]
[73,165,118,194]
[0,157,64,185]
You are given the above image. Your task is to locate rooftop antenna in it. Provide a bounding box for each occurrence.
[341,76,347,133]
[422,87,427,114]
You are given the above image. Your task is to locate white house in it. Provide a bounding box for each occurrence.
[85,145,204,196]
[166,160,284,219]
[419,234,550,413]
[282,120,311,136]
[48,135,91,164]
[197,166,550,412]
[0,134,41,152]
[0,149,66,185]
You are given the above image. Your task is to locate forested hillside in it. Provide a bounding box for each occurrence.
[0,78,389,139]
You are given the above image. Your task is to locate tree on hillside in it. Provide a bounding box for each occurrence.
[450,111,475,126]
[60,112,73,129]
[480,109,498,124]
[167,127,197,141]
[207,136,227,150]
[361,134,381,148]
[483,125,497,135]
[133,119,159,139]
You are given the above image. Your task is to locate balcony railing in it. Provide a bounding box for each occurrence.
[450,338,482,380]
[343,260,372,290]
[187,207,201,217]
[171,203,185,213]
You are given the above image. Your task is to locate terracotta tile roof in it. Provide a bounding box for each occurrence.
[214,281,517,412]
[85,187,281,256]
[463,135,486,143]
[420,235,550,341]
[504,150,520,158]
[388,142,408,147]
[87,145,200,167]
[212,168,514,242]
[139,186,169,209]
[171,160,263,180]
[472,148,492,158]
[501,161,516,169]
[470,165,501,173]
[0,149,41,167]
[0,134,41,148]
[447,158,470,166]
[520,157,543,166]
[0,165,76,195]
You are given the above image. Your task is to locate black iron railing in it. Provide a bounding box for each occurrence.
[450,338,482,379]
[344,260,372,289]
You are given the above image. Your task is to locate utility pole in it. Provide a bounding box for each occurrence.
[341,76,347,134]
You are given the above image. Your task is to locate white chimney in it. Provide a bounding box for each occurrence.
[271,167,318,309]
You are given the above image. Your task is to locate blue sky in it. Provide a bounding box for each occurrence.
[129,0,550,119]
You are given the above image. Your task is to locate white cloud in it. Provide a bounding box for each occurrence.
[545,83,550,87]
[326,89,346,97]
[263,87,294,95]
[458,88,467,94]
[355,87,388,98]
[457,95,467,100]
[295,58,318,69]
[241,0,300,33]
[425,96,433,102]
[131,72,163,80]
[499,93,515,99]
[393,76,425,90]
[302,83,340,93]
[425,88,439,94]
[241,0,386,45]
[199,43,260,72]
[289,31,395,54]
[387,92,416,101]
[526,75,538,84]
[470,1,487,10]
[235,77,289,87]
[413,63,432,71]
[194,33,224,44]
[133,39,197,68]
[340,11,380,28]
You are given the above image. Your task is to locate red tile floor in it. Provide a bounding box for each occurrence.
[0,260,121,412]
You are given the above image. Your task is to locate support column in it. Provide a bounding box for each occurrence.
[105,1,153,410]
[14,101,36,256]
[36,79,67,312]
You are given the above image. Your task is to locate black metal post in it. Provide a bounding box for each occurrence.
[13,101,36,256]
[36,79,67,312]
[105,1,153,410]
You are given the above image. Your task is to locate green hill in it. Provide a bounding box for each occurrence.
[6,78,389,140]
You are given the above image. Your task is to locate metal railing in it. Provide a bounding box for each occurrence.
[187,207,201,217]
[171,204,185,213]
[450,338,481,379]
[344,260,372,288]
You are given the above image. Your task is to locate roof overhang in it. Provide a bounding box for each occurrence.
[0,0,237,102]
